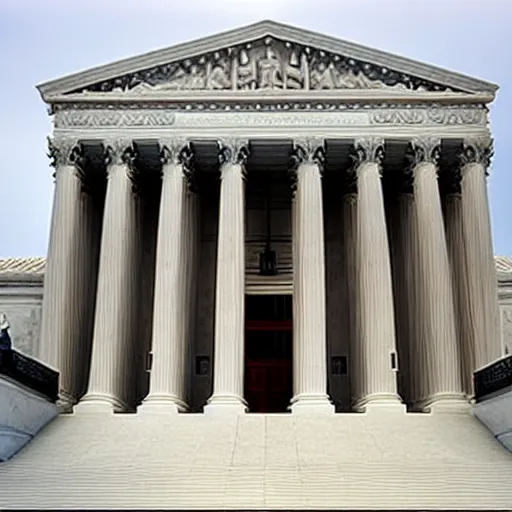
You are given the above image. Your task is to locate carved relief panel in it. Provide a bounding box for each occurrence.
[72,37,456,94]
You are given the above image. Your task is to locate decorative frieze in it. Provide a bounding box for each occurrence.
[69,37,457,95]
[54,109,176,128]
[371,107,486,125]
[53,103,487,129]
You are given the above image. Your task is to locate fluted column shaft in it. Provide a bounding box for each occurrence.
[407,139,465,410]
[77,141,141,413]
[40,139,94,409]
[205,140,249,414]
[342,194,357,405]
[459,139,501,370]
[351,139,402,412]
[289,139,333,414]
[387,191,416,405]
[139,142,194,413]
[184,192,200,406]
[443,193,475,395]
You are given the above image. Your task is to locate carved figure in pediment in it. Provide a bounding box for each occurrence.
[185,64,206,90]
[206,53,231,90]
[259,46,283,89]
[142,62,205,91]
[284,49,304,89]
[340,68,407,90]
[130,81,154,93]
[342,69,381,89]
[310,61,337,89]
[237,48,258,90]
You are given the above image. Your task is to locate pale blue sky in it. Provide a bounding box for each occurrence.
[1,0,510,256]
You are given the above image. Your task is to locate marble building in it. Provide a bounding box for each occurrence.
[36,20,505,416]
[1,21,512,510]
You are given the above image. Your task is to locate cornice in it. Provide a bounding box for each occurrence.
[44,90,494,107]
[36,20,498,101]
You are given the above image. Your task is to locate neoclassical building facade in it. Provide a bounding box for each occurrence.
[37,20,502,416]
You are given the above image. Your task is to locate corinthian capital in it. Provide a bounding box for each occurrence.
[349,137,385,168]
[405,137,441,172]
[103,138,137,167]
[460,137,493,169]
[290,138,326,169]
[47,136,83,168]
[159,139,193,167]
[218,138,250,167]
[160,139,196,191]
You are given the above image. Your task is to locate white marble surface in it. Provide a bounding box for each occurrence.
[0,376,58,462]
[0,411,511,508]
[473,385,512,453]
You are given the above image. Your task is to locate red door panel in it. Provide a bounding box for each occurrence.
[244,318,293,413]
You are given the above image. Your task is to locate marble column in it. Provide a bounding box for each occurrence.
[341,193,358,408]
[139,141,194,414]
[442,186,475,396]
[39,138,94,410]
[386,179,416,406]
[289,139,334,414]
[184,190,200,407]
[406,138,465,411]
[458,138,501,370]
[76,140,142,413]
[350,138,403,412]
[204,139,249,415]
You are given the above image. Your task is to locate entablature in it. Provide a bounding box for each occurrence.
[52,102,490,141]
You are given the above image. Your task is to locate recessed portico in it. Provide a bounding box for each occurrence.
[36,20,501,417]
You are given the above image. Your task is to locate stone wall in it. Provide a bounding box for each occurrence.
[0,274,43,359]
[498,271,512,356]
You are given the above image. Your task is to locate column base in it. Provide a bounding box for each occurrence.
[203,394,247,415]
[353,393,406,414]
[138,394,188,415]
[56,390,77,414]
[290,394,335,415]
[412,393,470,414]
[74,393,130,414]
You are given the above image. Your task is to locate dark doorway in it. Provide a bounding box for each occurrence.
[244,295,293,413]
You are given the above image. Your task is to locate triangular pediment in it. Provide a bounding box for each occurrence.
[37,20,497,100]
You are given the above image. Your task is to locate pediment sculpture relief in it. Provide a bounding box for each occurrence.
[71,38,455,95]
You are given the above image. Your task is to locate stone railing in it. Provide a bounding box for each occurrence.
[474,354,512,402]
[0,349,59,402]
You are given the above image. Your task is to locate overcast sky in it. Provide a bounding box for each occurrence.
[0,0,511,257]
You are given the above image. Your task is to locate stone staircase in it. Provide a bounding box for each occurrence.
[0,410,512,509]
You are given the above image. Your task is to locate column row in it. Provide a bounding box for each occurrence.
[40,135,500,414]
